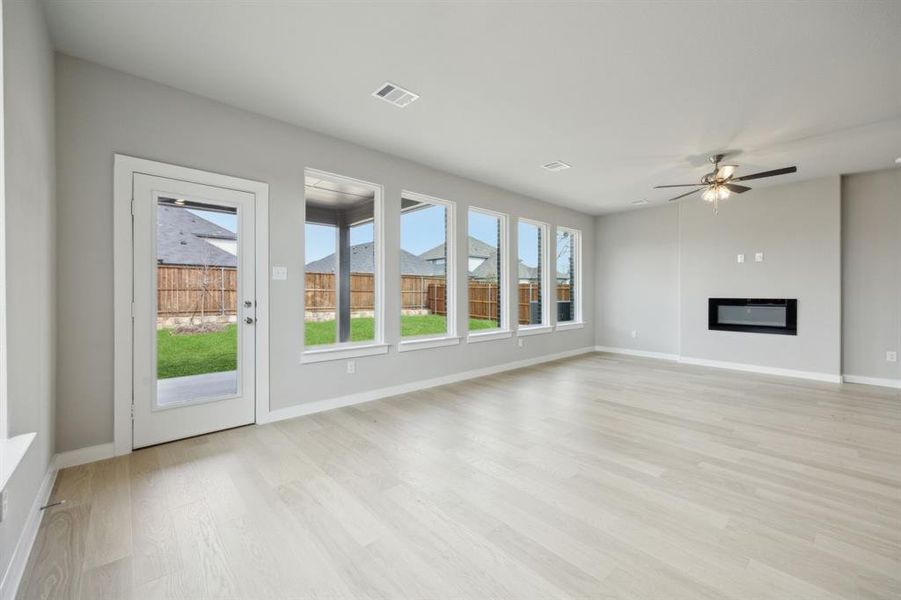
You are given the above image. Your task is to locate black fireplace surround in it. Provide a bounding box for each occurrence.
[708,298,797,335]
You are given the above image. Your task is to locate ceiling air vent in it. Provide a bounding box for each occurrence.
[542,161,571,172]
[372,82,419,108]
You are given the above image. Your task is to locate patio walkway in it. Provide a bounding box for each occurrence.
[157,370,237,406]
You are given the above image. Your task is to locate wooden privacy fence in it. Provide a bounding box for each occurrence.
[430,281,572,324]
[157,265,237,317]
[158,266,572,323]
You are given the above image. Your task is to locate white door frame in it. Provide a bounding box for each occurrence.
[113,155,269,455]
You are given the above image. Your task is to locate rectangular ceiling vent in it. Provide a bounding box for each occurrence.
[372,82,419,108]
[542,160,571,172]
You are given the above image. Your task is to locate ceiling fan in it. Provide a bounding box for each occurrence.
[655,154,797,213]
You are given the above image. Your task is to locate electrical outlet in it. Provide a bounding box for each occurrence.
[887,351,898,363]
[346,360,356,374]
[517,338,524,348]
[630,330,637,339]
[737,254,745,263]
[755,252,764,262]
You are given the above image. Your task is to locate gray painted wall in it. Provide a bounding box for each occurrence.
[679,176,842,376]
[595,176,844,378]
[842,168,901,381]
[594,203,679,355]
[0,0,55,585]
[55,54,595,453]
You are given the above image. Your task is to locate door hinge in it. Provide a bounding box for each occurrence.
[131,301,135,320]
[130,404,134,421]
[130,197,135,216]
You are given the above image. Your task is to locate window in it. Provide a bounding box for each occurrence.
[400,192,455,341]
[556,227,581,324]
[517,219,548,328]
[467,208,507,334]
[304,170,383,353]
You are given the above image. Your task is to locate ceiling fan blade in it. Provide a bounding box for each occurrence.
[732,166,797,182]
[653,184,704,189]
[667,188,704,202]
[723,183,751,193]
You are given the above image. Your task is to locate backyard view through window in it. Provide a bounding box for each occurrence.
[518,220,545,326]
[304,172,379,347]
[155,198,239,406]
[468,208,505,331]
[400,197,451,338]
[556,227,578,323]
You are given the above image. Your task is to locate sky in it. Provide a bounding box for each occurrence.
[188,208,236,233]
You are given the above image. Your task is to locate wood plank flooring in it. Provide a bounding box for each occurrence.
[19,353,901,599]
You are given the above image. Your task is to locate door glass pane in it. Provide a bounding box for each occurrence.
[156,198,238,406]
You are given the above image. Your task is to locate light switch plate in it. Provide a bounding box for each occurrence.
[272,266,288,280]
[887,351,898,363]
[737,254,745,263]
[755,252,764,262]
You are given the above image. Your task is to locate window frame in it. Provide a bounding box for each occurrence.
[466,206,511,341]
[516,217,552,335]
[398,190,459,352]
[555,225,584,330]
[301,168,387,363]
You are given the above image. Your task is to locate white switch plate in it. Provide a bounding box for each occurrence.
[630,330,637,339]
[737,254,745,263]
[347,360,356,374]
[272,266,288,280]
[887,351,898,363]
[517,338,524,348]
[755,252,764,262]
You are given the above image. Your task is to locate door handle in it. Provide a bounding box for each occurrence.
[245,317,255,325]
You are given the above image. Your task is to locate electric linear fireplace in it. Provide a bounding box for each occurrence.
[708,298,797,335]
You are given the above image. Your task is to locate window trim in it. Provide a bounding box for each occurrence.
[400,190,456,345]
[555,225,583,327]
[302,168,384,356]
[466,206,510,340]
[516,217,551,331]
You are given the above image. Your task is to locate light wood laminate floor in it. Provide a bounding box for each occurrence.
[19,353,901,599]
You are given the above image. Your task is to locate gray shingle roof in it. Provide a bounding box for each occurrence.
[469,249,568,281]
[305,242,443,276]
[157,206,237,268]
[419,236,495,262]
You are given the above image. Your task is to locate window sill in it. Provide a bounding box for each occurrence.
[467,330,512,344]
[398,336,461,353]
[517,325,552,337]
[0,432,36,491]
[301,343,389,364]
[556,321,586,331]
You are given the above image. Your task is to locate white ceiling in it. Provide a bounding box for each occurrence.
[43,1,901,215]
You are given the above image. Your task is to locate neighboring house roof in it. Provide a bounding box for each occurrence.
[469,249,568,281]
[157,206,237,268]
[305,242,443,276]
[419,236,495,262]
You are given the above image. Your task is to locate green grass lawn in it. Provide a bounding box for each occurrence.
[158,315,500,379]
[305,314,498,346]
[157,324,238,379]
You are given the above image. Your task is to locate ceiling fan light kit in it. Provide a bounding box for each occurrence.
[654,154,797,214]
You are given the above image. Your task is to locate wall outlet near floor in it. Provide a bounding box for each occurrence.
[517,338,524,348]
[347,360,356,374]
[630,330,637,339]
[887,351,898,363]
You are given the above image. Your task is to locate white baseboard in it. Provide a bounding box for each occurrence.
[53,442,116,470]
[677,356,842,383]
[0,464,56,600]
[262,346,595,424]
[594,345,842,383]
[842,374,901,389]
[594,346,680,361]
